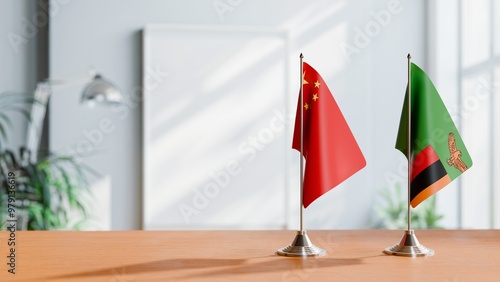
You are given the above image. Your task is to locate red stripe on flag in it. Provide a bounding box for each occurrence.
[411,145,440,181]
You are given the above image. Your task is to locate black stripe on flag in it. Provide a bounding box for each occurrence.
[410,160,448,201]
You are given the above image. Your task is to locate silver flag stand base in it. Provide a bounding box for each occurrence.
[277,230,326,257]
[384,230,434,257]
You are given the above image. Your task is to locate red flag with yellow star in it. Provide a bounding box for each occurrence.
[292,62,366,208]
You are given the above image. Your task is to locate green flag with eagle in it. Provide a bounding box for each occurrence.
[396,62,472,208]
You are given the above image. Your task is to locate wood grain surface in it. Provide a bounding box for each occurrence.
[0,230,499,281]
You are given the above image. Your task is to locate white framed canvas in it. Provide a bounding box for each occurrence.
[142,24,293,229]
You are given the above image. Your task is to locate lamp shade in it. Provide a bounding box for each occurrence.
[81,74,122,106]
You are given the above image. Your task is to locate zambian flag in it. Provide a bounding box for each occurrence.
[396,63,472,208]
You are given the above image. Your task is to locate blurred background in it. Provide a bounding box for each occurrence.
[0,0,498,230]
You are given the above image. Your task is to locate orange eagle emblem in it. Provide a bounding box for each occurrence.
[447,132,468,173]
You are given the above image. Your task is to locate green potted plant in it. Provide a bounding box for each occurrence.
[0,92,94,230]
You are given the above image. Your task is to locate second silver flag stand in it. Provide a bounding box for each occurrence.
[383,54,434,257]
[277,53,326,257]
[384,230,434,257]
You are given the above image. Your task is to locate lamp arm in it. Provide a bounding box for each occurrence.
[25,68,120,160]
[42,67,97,90]
[25,68,95,161]
[25,82,51,162]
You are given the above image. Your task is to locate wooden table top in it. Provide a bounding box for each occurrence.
[0,229,499,281]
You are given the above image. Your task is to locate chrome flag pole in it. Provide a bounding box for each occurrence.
[383,54,434,257]
[277,53,325,257]
[300,52,304,233]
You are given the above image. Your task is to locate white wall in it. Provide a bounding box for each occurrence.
[0,0,37,150]
[49,0,426,230]
[429,0,500,229]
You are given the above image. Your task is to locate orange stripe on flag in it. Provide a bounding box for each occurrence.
[411,145,440,181]
[410,174,451,208]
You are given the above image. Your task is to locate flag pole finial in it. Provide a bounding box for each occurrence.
[407,53,411,60]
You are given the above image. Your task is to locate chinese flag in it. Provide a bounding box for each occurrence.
[292,62,366,208]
